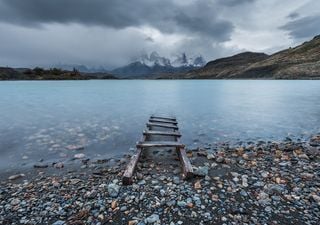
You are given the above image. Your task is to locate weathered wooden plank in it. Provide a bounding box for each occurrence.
[149,119,178,125]
[122,148,142,185]
[177,148,193,179]
[176,136,193,179]
[143,130,181,137]
[146,122,178,129]
[137,141,184,148]
[150,115,176,121]
[122,135,146,185]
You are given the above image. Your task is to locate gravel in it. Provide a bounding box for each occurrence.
[0,135,319,224]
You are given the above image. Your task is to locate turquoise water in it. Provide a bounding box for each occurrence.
[0,80,319,169]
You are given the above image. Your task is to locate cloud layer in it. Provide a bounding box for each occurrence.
[0,0,319,68]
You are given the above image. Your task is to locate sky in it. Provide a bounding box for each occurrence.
[0,0,319,69]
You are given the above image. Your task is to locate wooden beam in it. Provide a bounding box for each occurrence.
[122,148,142,185]
[150,115,176,121]
[149,119,178,125]
[176,136,193,179]
[143,130,181,137]
[146,122,178,129]
[137,141,184,148]
[177,148,193,179]
[122,134,146,185]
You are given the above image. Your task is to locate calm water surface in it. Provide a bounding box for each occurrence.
[0,80,319,170]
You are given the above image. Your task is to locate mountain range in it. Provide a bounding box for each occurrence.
[1,35,320,80]
[163,35,320,79]
[111,52,206,78]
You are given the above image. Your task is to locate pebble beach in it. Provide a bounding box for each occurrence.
[1,134,319,225]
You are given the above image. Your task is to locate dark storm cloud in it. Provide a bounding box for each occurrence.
[216,0,255,7]
[281,15,320,39]
[0,0,236,41]
[288,12,300,19]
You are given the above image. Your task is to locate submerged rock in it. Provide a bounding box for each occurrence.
[8,174,25,181]
[33,163,48,168]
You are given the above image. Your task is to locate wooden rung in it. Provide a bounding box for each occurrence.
[149,119,178,125]
[150,116,176,121]
[123,148,142,185]
[137,141,184,148]
[177,148,193,179]
[143,130,181,137]
[146,122,178,129]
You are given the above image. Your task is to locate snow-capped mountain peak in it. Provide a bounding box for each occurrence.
[172,53,206,67]
[136,52,205,68]
[137,51,171,67]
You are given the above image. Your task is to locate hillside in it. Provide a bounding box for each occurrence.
[172,35,320,79]
[0,67,117,80]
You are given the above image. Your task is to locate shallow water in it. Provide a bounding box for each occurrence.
[0,80,319,170]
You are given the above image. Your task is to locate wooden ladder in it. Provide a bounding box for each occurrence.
[122,115,193,185]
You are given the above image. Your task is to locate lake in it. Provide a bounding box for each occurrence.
[0,80,319,170]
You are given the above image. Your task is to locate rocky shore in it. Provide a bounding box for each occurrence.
[0,135,319,225]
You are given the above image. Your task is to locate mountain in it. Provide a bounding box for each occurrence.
[111,52,206,78]
[173,35,320,79]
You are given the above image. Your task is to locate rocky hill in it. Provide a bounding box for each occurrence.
[170,35,320,79]
[0,67,117,80]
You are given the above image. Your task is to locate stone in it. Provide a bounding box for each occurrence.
[311,194,320,203]
[194,180,201,189]
[74,153,85,159]
[145,214,160,224]
[138,180,146,185]
[66,145,84,150]
[52,221,66,225]
[177,201,187,207]
[111,200,118,209]
[242,177,248,187]
[173,176,180,184]
[11,198,21,206]
[193,166,209,177]
[8,174,25,180]
[53,162,64,169]
[216,156,225,163]
[128,220,138,225]
[261,172,269,178]
[107,183,120,197]
[120,206,127,211]
[207,153,215,160]
[166,200,176,207]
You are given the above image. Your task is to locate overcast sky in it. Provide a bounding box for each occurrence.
[0,0,319,69]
